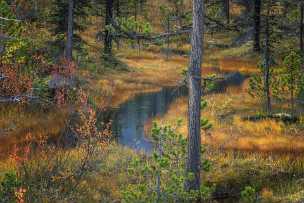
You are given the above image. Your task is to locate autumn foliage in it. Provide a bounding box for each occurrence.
[0,63,32,97]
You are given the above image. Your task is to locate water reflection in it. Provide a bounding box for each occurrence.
[111,72,246,152]
[112,87,186,152]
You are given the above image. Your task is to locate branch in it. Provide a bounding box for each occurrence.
[204,15,240,32]
[108,14,240,42]
[110,19,191,41]
[0,16,20,22]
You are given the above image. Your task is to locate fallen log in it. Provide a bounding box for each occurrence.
[242,113,299,124]
[0,95,39,103]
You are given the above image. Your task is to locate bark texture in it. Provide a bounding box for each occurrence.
[224,0,230,24]
[65,0,74,61]
[185,0,204,192]
[264,1,271,114]
[253,0,261,52]
[300,1,304,53]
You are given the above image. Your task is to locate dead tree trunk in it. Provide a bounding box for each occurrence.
[253,0,261,52]
[185,0,204,192]
[65,0,74,61]
[104,0,113,56]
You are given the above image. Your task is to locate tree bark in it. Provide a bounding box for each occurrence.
[104,0,114,55]
[224,0,230,24]
[65,0,74,61]
[264,1,271,114]
[253,0,261,52]
[185,0,204,192]
[300,1,304,53]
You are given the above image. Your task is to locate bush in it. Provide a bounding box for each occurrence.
[121,122,212,202]
[0,171,22,203]
[240,186,256,203]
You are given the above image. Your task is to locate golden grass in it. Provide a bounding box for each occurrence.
[153,81,304,154]
[82,53,187,107]
[0,105,68,158]
[219,57,259,74]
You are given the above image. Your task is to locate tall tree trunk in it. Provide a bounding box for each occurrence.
[185,0,204,192]
[65,0,74,61]
[264,1,271,114]
[300,1,304,53]
[224,0,230,24]
[253,0,261,52]
[104,0,113,56]
[115,0,121,50]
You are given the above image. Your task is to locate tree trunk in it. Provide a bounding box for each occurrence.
[104,0,113,56]
[185,0,204,192]
[224,0,230,24]
[264,1,271,114]
[115,0,121,50]
[300,1,304,53]
[65,0,74,61]
[253,0,261,52]
[166,16,170,60]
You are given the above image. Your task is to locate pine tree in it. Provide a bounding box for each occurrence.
[50,0,91,57]
[185,0,204,193]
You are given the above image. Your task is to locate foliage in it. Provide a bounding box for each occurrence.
[0,171,22,203]
[2,93,112,202]
[249,60,274,107]
[32,76,52,101]
[0,0,22,36]
[50,0,92,52]
[240,186,257,203]
[51,59,77,105]
[117,16,152,37]
[121,121,212,202]
[272,50,304,113]
[0,63,32,97]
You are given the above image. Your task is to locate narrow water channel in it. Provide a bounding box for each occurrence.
[111,87,186,152]
[110,72,246,152]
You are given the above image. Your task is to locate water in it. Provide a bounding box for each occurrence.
[0,71,246,156]
[111,87,186,152]
[110,72,246,152]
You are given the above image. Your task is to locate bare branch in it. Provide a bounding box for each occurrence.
[0,16,20,22]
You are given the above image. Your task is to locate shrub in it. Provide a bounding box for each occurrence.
[241,186,256,203]
[0,171,22,203]
[121,122,212,202]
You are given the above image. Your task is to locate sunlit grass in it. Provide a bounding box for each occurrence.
[153,81,304,154]
[0,104,68,157]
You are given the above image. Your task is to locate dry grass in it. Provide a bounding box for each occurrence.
[0,105,68,158]
[153,81,304,154]
[81,46,256,108]
[81,52,188,107]
[219,57,258,74]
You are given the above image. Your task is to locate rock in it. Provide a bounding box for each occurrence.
[48,74,75,89]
